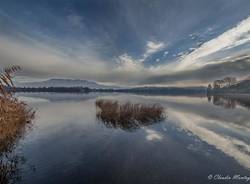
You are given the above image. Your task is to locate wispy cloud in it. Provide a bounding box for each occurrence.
[0,34,151,85]
[0,35,110,80]
[143,41,165,60]
[143,55,250,85]
[116,53,143,72]
[0,0,249,86]
[176,16,250,70]
[116,40,165,74]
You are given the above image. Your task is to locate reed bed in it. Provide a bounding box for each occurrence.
[0,66,34,184]
[96,99,166,131]
[0,96,34,153]
[0,65,34,152]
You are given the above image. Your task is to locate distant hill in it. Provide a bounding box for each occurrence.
[14,78,207,95]
[15,78,120,89]
[15,85,207,95]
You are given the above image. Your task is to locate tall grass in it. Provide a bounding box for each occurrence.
[0,66,34,184]
[0,66,20,97]
[0,65,34,149]
[0,97,34,151]
[96,99,166,131]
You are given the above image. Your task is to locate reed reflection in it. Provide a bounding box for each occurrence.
[0,115,34,184]
[95,99,166,131]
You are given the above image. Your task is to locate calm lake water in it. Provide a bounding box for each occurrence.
[4,93,250,184]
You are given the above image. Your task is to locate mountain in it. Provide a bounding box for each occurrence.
[15,79,120,89]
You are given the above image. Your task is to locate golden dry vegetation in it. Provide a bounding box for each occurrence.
[96,99,166,131]
[0,66,34,184]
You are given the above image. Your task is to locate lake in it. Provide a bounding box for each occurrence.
[3,93,250,184]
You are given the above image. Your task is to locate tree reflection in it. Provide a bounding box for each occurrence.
[207,95,250,110]
[96,99,166,132]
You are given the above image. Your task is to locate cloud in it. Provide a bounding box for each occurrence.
[1,8,250,87]
[115,40,165,77]
[116,40,165,72]
[143,55,250,85]
[0,35,150,85]
[0,35,110,80]
[139,16,250,85]
[163,51,169,57]
[143,41,165,60]
[116,53,143,72]
[176,16,250,70]
[1,30,250,86]
[1,27,250,87]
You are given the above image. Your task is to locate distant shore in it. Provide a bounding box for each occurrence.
[13,86,207,96]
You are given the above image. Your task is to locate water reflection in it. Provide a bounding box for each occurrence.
[170,110,250,170]
[0,117,33,184]
[7,94,250,184]
[96,99,166,132]
[134,95,250,170]
[208,95,250,109]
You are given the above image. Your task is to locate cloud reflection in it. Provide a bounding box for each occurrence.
[169,109,250,170]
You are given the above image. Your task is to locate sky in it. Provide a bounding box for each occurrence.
[0,0,250,86]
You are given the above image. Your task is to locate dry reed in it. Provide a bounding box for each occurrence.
[0,66,34,184]
[96,99,166,131]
